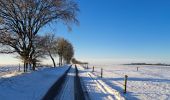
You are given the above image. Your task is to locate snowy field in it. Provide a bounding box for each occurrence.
[78,65,125,100]
[0,65,70,100]
[0,65,21,77]
[0,64,169,100]
[85,65,170,100]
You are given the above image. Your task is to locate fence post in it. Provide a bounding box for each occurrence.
[137,67,139,71]
[101,68,103,78]
[92,66,94,72]
[124,75,128,94]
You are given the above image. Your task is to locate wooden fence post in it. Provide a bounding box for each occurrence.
[137,67,139,71]
[92,66,94,72]
[124,75,128,94]
[101,68,103,78]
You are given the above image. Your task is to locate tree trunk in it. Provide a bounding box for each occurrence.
[26,63,28,72]
[49,51,56,67]
[59,57,60,67]
[29,63,32,70]
[24,62,26,72]
[32,62,36,70]
[61,56,63,66]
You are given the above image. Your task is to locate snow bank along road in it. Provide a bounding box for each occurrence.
[0,65,86,100]
[0,65,70,100]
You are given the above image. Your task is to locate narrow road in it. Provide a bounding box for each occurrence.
[43,65,85,100]
[54,67,75,100]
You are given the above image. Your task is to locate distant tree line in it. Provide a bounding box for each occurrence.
[124,63,170,66]
[71,58,88,65]
[0,0,79,72]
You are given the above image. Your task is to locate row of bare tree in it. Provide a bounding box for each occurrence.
[42,33,74,68]
[0,0,78,72]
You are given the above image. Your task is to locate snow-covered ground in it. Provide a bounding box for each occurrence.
[0,65,70,100]
[83,65,170,100]
[1,64,169,100]
[78,65,125,100]
[0,65,21,77]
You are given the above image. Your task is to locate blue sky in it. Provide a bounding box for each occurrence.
[47,0,170,64]
[0,0,170,65]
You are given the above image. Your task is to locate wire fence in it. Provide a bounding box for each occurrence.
[83,65,130,94]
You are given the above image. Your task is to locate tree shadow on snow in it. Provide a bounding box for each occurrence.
[102,78,139,100]
[81,75,139,100]
[101,77,170,100]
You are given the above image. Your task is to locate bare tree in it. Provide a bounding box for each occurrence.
[16,35,47,70]
[56,38,74,65]
[31,35,47,70]
[43,33,57,67]
[0,0,79,71]
[56,38,66,66]
[63,41,74,64]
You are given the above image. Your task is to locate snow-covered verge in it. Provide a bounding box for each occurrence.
[78,65,125,100]
[86,65,170,100]
[0,65,21,77]
[0,65,70,100]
